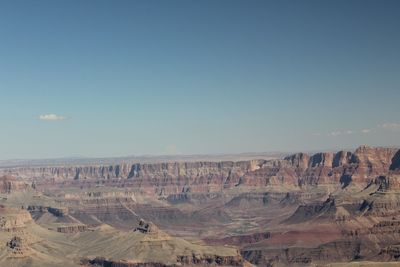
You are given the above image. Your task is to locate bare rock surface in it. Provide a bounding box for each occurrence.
[1,146,400,266]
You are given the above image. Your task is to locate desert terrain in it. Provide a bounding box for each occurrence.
[1,145,400,266]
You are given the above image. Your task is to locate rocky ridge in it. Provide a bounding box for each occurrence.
[0,175,29,194]
[1,146,398,194]
[2,146,400,266]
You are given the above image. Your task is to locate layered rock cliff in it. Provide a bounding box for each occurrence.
[1,146,398,194]
[0,175,29,194]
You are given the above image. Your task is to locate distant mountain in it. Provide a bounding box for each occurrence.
[0,152,284,168]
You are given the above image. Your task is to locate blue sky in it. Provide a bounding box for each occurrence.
[0,0,399,159]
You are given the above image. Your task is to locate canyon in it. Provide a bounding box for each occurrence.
[1,145,400,266]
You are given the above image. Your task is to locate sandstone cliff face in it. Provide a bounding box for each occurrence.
[6,236,33,258]
[242,239,362,266]
[0,207,33,232]
[390,149,400,171]
[74,220,246,267]
[56,224,87,233]
[377,245,400,261]
[0,175,29,194]
[1,147,399,194]
[350,146,397,184]
[373,175,400,191]
[204,232,271,246]
[240,146,398,188]
[83,254,244,267]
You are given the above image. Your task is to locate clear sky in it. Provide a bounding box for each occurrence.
[0,0,399,159]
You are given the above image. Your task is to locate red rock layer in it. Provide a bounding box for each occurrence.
[1,146,399,194]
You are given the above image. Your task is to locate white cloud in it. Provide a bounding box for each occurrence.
[328,129,364,136]
[321,124,399,136]
[39,114,66,121]
[329,130,355,136]
[329,131,342,136]
[381,123,400,131]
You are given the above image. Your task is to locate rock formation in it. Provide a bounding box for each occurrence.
[0,175,29,194]
[1,146,398,194]
[1,146,400,267]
